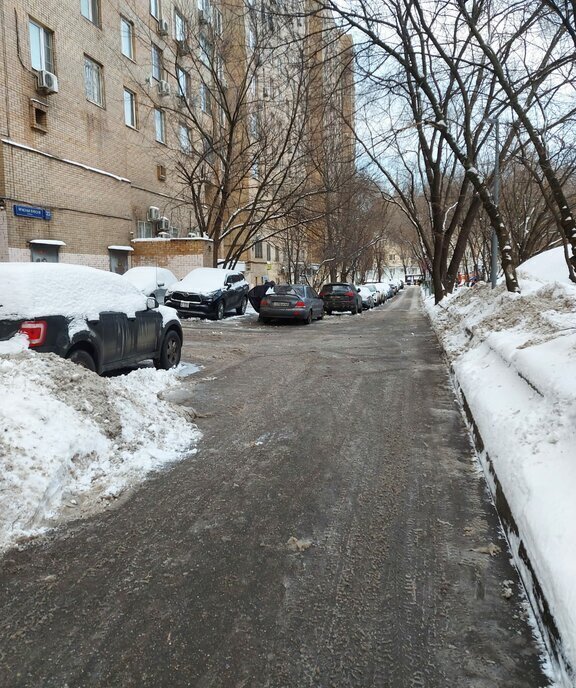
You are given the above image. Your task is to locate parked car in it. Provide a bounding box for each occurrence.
[165,267,249,320]
[0,263,182,373]
[318,283,363,315]
[362,283,383,305]
[122,266,177,304]
[378,281,394,300]
[259,284,324,324]
[358,285,375,309]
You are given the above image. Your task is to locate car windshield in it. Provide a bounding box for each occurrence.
[273,285,305,296]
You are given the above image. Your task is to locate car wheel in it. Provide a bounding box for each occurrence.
[304,310,313,325]
[326,309,332,316]
[318,310,324,320]
[236,297,248,315]
[154,330,182,370]
[214,301,225,320]
[67,348,96,372]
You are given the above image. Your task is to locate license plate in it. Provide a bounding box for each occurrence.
[180,301,190,308]
[275,301,290,307]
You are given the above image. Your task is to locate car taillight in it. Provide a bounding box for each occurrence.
[294,301,306,308]
[345,291,355,297]
[19,320,48,347]
[261,298,270,306]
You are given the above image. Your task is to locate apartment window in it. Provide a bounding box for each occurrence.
[198,0,210,10]
[266,243,271,261]
[179,123,191,153]
[80,0,100,26]
[29,20,54,73]
[137,220,154,238]
[120,17,134,59]
[200,83,211,113]
[215,54,225,83]
[151,44,163,80]
[150,0,161,19]
[254,242,263,259]
[275,245,280,261]
[174,8,186,40]
[213,7,223,36]
[176,67,189,98]
[199,32,211,64]
[84,56,104,106]
[154,108,165,143]
[123,88,137,128]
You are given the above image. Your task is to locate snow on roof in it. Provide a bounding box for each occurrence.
[0,263,148,320]
[108,245,134,252]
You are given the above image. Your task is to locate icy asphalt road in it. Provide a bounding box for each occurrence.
[0,288,550,687]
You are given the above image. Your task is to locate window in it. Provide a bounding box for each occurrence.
[215,54,225,83]
[29,20,54,73]
[213,7,223,36]
[174,7,186,40]
[199,32,211,64]
[151,44,163,80]
[123,88,137,127]
[254,242,263,259]
[176,67,189,98]
[179,123,191,153]
[30,99,48,132]
[200,83,211,113]
[266,243,271,261]
[198,0,210,11]
[137,220,154,238]
[84,56,104,106]
[275,245,280,261]
[154,108,165,143]
[120,17,134,59]
[81,0,100,25]
[150,0,161,19]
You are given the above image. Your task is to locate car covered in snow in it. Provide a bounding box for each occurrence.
[0,263,183,373]
[358,285,376,309]
[121,266,177,304]
[165,267,249,320]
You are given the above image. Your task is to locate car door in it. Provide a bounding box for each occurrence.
[134,308,163,357]
[94,312,131,365]
[307,287,322,317]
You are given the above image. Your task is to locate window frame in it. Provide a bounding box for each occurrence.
[120,16,135,60]
[84,55,104,107]
[174,7,186,41]
[154,108,166,143]
[80,0,100,27]
[150,0,161,20]
[176,66,189,98]
[123,87,138,128]
[151,43,163,81]
[254,241,263,259]
[179,123,192,153]
[29,19,55,73]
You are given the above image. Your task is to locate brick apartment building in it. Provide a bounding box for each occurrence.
[0,0,354,282]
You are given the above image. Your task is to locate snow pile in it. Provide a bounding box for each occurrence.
[426,247,576,684]
[0,348,200,553]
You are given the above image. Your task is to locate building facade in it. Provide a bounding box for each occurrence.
[0,0,354,282]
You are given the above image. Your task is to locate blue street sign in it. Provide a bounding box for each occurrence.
[13,204,52,220]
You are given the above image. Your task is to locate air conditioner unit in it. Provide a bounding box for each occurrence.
[170,226,180,237]
[187,230,199,238]
[37,70,59,95]
[147,206,161,222]
[158,80,171,97]
[157,216,170,231]
[157,18,169,36]
[157,230,170,238]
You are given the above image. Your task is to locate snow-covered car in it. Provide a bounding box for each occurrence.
[362,283,383,305]
[122,266,177,304]
[358,285,375,309]
[165,267,249,320]
[0,263,182,373]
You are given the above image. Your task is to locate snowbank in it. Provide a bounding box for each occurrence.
[0,348,200,553]
[425,248,576,686]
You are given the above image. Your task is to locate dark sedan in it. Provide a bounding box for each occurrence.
[0,263,182,373]
[259,284,324,324]
[318,282,363,315]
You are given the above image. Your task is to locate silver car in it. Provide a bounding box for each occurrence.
[259,284,324,324]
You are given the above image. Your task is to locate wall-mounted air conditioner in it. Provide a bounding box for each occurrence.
[158,18,169,36]
[37,70,59,95]
[147,206,161,222]
[157,217,170,231]
[158,80,171,97]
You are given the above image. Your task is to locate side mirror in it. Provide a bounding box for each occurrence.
[146,296,158,309]
[357,288,361,293]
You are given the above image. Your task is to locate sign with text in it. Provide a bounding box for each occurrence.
[13,205,52,221]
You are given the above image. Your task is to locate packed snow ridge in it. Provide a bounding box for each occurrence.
[426,247,576,687]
